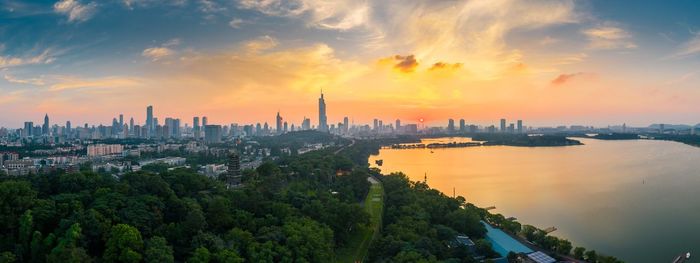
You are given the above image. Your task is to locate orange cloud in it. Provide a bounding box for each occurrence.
[392,55,418,73]
[429,62,463,71]
[551,72,583,85]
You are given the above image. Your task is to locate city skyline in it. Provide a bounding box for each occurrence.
[2,1,700,127]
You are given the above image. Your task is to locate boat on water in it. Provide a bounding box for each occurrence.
[375,159,383,166]
[672,252,691,263]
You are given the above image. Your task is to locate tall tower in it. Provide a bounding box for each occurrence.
[318,91,328,132]
[500,118,506,133]
[222,151,242,188]
[193,116,200,139]
[42,114,49,135]
[146,105,153,137]
[276,111,283,134]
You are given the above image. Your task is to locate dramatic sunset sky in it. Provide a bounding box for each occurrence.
[2,0,700,127]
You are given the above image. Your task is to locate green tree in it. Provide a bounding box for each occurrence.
[214,249,244,263]
[46,223,91,263]
[556,239,572,255]
[144,236,174,263]
[188,247,211,263]
[103,224,143,263]
[573,247,585,259]
[585,250,598,262]
[0,252,16,263]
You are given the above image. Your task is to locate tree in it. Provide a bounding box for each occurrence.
[214,249,244,263]
[144,237,174,263]
[46,223,91,263]
[0,252,16,263]
[17,210,34,260]
[103,224,143,263]
[282,218,334,261]
[556,239,572,255]
[585,250,598,263]
[573,247,585,259]
[0,181,36,233]
[188,247,211,263]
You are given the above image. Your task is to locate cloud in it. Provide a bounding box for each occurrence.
[240,0,579,80]
[0,50,54,68]
[53,0,97,22]
[141,39,180,61]
[238,0,371,30]
[48,76,143,91]
[669,34,700,59]
[582,25,637,50]
[4,74,45,85]
[229,18,245,28]
[429,62,463,71]
[551,72,583,85]
[142,47,174,61]
[377,55,418,73]
[243,35,279,53]
[199,0,226,13]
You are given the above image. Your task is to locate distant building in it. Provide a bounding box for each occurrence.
[500,118,506,133]
[204,125,222,143]
[517,120,523,134]
[459,119,465,132]
[42,114,49,135]
[276,111,283,134]
[318,92,328,132]
[447,119,455,133]
[87,144,124,157]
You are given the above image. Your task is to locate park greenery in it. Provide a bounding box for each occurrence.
[0,132,625,262]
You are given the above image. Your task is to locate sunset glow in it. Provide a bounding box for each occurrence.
[2,0,700,127]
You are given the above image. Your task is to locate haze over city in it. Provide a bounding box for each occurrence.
[3,0,700,127]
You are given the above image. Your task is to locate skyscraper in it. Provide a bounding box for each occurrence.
[204,125,222,143]
[66,121,71,137]
[193,116,200,139]
[42,114,49,135]
[202,116,208,127]
[119,114,124,128]
[459,119,465,132]
[23,122,33,138]
[129,118,134,135]
[343,116,349,134]
[447,119,455,133]
[146,105,153,137]
[318,92,328,132]
[276,111,283,134]
[517,120,523,134]
[500,118,506,133]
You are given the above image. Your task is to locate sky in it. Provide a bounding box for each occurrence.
[2,0,700,128]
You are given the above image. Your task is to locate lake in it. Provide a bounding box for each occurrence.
[368,137,700,262]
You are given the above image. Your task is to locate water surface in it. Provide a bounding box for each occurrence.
[369,137,700,262]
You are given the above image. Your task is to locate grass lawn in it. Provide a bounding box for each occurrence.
[336,178,384,263]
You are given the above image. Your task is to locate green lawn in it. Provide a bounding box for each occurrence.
[336,178,384,263]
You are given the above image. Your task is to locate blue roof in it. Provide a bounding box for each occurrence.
[482,221,534,257]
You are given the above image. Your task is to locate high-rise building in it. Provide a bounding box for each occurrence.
[276,111,283,134]
[23,121,33,138]
[318,92,328,132]
[146,105,153,137]
[129,118,134,135]
[119,114,124,129]
[302,117,311,130]
[42,114,49,135]
[65,121,72,137]
[395,119,401,131]
[193,117,201,138]
[517,120,523,134]
[202,116,208,127]
[283,121,288,133]
[447,119,455,133]
[343,116,349,134]
[459,119,465,132]
[500,118,506,133]
[373,119,379,131]
[204,125,222,143]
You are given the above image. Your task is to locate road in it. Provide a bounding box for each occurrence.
[334,139,356,155]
